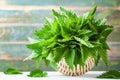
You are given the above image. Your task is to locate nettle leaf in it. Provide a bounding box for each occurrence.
[26,42,41,50]
[97,19,107,26]
[4,68,22,74]
[64,48,75,70]
[74,36,94,48]
[89,6,97,16]
[53,47,65,63]
[28,69,47,77]
[35,56,42,68]
[79,45,85,66]
[44,58,50,66]
[99,48,108,66]
[97,70,120,79]
[100,25,113,38]
[52,9,60,17]
[28,37,41,43]
[78,29,92,35]
[88,20,97,32]
[42,48,50,57]
[90,48,100,66]
[81,46,90,62]
[34,27,50,39]
[24,51,40,61]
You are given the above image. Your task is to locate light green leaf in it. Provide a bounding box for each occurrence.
[24,51,39,61]
[98,19,107,26]
[74,36,94,48]
[36,56,42,68]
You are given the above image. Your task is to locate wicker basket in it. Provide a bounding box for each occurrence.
[57,57,95,76]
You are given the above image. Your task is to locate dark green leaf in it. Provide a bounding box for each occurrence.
[64,48,75,70]
[89,6,97,15]
[100,25,113,38]
[97,70,120,79]
[99,48,108,66]
[53,47,65,63]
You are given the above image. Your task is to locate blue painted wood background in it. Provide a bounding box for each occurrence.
[0,0,120,71]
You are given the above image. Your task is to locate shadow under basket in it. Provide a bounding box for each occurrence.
[57,57,95,76]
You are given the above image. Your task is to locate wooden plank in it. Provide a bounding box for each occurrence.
[0,26,41,41]
[93,59,120,70]
[0,0,119,6]
[107,10,120,25]
[0,23,42,27]
[107,26,120,42]
[0,44,30,59]
[0,60,53,71]
[0,9,120,25]
[0,5,120,10]
[0,10,51,23]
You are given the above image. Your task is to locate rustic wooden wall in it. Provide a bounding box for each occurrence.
[0,0,120,71]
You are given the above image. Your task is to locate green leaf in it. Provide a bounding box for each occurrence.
[60,24,71,38]
[64,48,75,70]
[90,48,100,66]
[99,48,108,66]
[103,42,110,49]
[53,47,65,63]
[28,69,47,77]
[28,37,41,43]
[97,19,107,26]
[50,61,57,70]
[24,51,40,61]
[81,45,91,63]
[78,29,92,35]
[79,45,84,66]
[88,20,97,32]
[4,68,22,74]
[74,36,94,48]
[89,6,97,15]
[97,70,120,79]
[52,9,60,17]
[35,56,42,68]
[100,25,113,38]
[44,58,50,66]
[47,52,57,70]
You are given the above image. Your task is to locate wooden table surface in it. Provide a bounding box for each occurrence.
[0,71,116,80]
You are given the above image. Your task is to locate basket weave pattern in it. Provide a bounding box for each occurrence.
[57,57,95,76]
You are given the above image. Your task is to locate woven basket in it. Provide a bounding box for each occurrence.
[57,57,95,76]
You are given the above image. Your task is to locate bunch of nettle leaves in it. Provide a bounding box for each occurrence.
[25,6,113,71]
